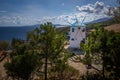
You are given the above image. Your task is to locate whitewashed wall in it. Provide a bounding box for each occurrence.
[69,26,86,48]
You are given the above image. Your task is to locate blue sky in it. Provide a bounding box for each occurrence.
[0,0,118,26]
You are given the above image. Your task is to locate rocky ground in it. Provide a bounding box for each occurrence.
[0,58,8,80]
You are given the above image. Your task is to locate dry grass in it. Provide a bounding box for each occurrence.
[104,24,120,33]
[68,59,86,74]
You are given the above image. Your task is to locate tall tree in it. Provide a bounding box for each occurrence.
[27,22,66,80]
[81,27,120,79]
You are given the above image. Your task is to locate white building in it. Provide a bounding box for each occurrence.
[69,21,86,48]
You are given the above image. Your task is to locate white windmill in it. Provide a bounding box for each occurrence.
[68,15,86,48]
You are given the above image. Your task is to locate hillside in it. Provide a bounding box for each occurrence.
[104,24,120,33]
[56,23,120,35]
[86,17,120,30]
[56,26,69,34]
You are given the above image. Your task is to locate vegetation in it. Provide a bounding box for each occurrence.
[27,22,78,80]
[80,27,120,79]
[48,60,79,80]
[27,22,65,80]
[4,38,41,80]
[56,26,69,34]
[80,72,103,80]
[2,5,120,79]
[0,40,9,51]
[81,1,120,78]
[4,22,78,80]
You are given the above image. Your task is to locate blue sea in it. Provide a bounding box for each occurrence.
[0,26,39,42]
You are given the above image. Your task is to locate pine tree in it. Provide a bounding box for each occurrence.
[27,22,66,80]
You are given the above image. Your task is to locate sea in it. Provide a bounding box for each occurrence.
[0,25,65,42]
[0,26,39,42]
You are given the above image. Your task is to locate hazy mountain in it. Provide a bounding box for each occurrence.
[88,17,112,24]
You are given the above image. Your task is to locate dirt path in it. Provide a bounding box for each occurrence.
[68,59,87,75]
[0,58,7,79]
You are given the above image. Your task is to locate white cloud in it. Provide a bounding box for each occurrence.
[0,1,112,26]
[76,1,109,14]
[76,4,94,13]
[41,1,111,25]
[41,11,109,25]
[0,16,39,26]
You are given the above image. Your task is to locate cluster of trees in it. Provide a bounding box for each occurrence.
[81,2,120,79]
[4,22,79,80]
[4,38,41,80]
[81,27,120,79]
[2,1,120,78]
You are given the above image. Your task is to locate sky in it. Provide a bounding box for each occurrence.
[0,0,118,26]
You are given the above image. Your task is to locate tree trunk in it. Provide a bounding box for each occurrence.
[102,52,105,79]
[45,53,48,80]
[45,40,48,80]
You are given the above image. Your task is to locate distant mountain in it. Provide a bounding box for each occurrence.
[54,24,68,28]
[88,17,112,24]
[31,24,67,27]
[0,24,68,28]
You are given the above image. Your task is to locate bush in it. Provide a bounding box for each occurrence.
[0,40,9,51]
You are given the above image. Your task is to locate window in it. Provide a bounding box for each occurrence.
[78,27,80,29]
[81,38,85,43]
[71,38,74,41]
[83,38,85,41]
[67,36,70,40]
[82,28,85,32]
[72,28,74,32]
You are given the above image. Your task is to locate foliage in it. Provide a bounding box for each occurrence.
[105,33,120,79]
[0,40,9,51]
[80,28,101,65]
[4,39,41,80]
[80,27,120,79]
[80,72,102,80]
[48,62,79,80]
[27,22,75,80]
[56,26,69,34]
[48,51,79,80]
[4,22,78,80]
